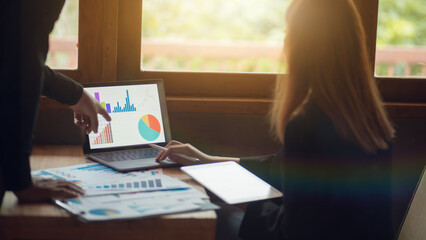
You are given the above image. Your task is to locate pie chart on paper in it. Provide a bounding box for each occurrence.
[89,208,120,216]
[138,114,161,141]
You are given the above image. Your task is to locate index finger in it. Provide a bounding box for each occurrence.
[155,141,183,162]
[89,112,99,134]
[98,106,111,122]
[158,144,189,162]
[64,180,85,193]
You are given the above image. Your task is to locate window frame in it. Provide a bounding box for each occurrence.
[47,0,425,117]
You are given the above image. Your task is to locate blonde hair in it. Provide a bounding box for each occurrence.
[270,0,395,153]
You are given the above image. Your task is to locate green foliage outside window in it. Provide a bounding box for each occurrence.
[377,0,426,46]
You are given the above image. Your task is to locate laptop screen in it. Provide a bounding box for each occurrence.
[84,82,168,150]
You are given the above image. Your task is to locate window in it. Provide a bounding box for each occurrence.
[40,0,425,117]
[375,0,426,77]
[46,0,79,69]
[141,0,289,73]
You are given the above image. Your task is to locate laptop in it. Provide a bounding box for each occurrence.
[396,165,426,240]
[82,79,178,171]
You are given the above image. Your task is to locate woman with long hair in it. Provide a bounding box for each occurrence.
[156,0,395,239]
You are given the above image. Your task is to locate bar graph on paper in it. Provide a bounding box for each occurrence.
[92,119,113,145]
[31,163,181,196]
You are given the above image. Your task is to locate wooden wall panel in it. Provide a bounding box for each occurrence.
[78,0,103,82]
[378,78,426,103]
[101,0,119,82]
[78,0,118,83]
[116,0,142,81]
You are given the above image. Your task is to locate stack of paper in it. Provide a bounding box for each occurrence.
[32,163,217,222]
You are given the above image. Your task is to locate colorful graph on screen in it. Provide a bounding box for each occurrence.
[86,84,166,149]
[94,92,112,113]
[113,90,136,113]
[94,90,136,113]
[92,121,113,145]
[138,114,161,141]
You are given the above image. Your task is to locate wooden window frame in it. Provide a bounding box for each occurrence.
[45,0,425,118]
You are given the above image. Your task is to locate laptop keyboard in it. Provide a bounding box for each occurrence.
[92,148,161,162]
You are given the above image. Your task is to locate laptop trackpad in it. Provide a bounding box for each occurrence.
[107,158,176,171]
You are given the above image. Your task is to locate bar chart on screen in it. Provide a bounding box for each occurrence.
[92,119,113,145]
[94,92,112,113]
[112,90,137,113]
[93,89,137,114]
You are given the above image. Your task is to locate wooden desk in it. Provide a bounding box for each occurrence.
[0,145,216,240]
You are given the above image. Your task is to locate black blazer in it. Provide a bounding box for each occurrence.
[1,0,83,191]
[239,101,393,240]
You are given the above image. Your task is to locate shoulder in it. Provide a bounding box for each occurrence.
[284,101,391,158]
[284,101,332,151]
[285,101,331,134]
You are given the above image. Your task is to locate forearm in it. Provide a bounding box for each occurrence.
[209,156,240,164]
[42,65,83,105]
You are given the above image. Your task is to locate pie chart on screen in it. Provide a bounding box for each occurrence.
[138,114,161,141]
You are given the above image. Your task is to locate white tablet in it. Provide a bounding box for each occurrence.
[181,161,283,204]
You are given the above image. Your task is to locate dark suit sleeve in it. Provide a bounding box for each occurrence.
[42,65,83,105]
[240,155,275,181]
